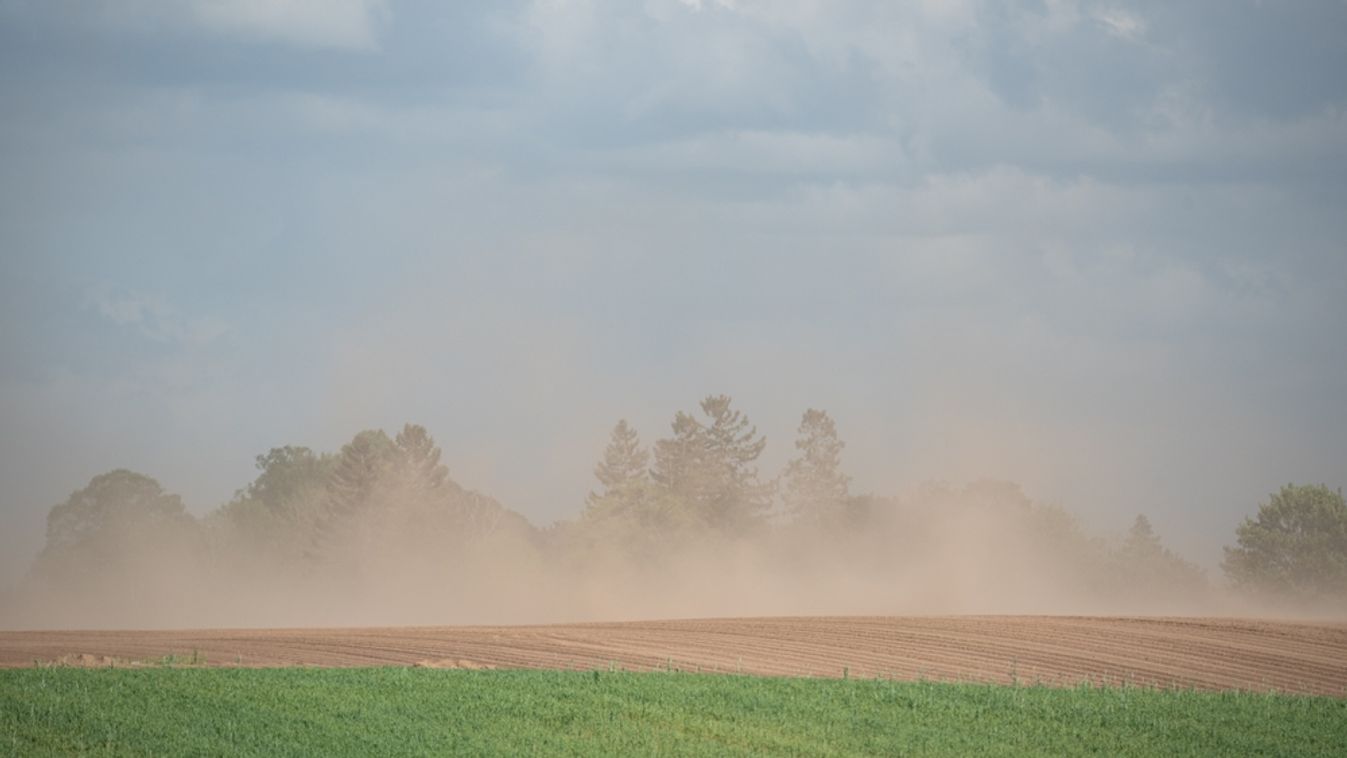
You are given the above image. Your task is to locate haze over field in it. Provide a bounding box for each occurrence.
[1,1,1345,625]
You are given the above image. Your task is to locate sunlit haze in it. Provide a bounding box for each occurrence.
[1,1,1345,615]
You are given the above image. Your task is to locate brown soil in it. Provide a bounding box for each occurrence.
[4,616,1345,696]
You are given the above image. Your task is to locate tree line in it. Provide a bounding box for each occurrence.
[22,394,1347,616]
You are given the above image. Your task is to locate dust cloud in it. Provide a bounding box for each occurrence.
[0,410,1319,631]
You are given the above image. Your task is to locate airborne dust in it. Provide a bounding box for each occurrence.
[2,397,1295,631]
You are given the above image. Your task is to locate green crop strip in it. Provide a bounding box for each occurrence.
[3,668,1344,756]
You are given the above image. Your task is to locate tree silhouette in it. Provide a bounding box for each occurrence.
[652,395,771,536]
[587,419,648,509]
[32,470,200,593]
[326,429,395,520]
[783,409,850,523]
[391,423,449,495]
[1223,484,1347,605]
[212,445,335,564]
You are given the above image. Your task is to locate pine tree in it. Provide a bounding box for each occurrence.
[587,419,648,508]
[651,411,706,502]
[326,429,395,520]
[391,423,449,495]
[783,409,850,523]
[1113,513,1208,607]
[701,395,771,533]
[651,395,770,536]
[1121,514,1162,558]
[313,429,395,563]
[593,419,648,494]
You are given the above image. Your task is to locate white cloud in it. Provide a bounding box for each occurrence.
[1093,7,1145,41]
[188,0,389,50]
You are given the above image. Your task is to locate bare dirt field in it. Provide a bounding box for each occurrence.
[3,616,1345,696]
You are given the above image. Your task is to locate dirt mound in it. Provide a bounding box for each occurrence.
[4,616,1344,696]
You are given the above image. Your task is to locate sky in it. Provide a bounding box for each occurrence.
[2,0,1345,585]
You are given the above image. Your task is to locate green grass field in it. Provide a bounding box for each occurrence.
[3,668,1344,756]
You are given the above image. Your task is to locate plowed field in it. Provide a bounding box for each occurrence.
[4,616,1345,696]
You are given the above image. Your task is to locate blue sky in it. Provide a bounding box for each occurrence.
[2,0,1345,583]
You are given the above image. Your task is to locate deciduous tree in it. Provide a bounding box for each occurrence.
[211,446,335,564]
[1223,484,1347,605]
[32,470,200,594]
